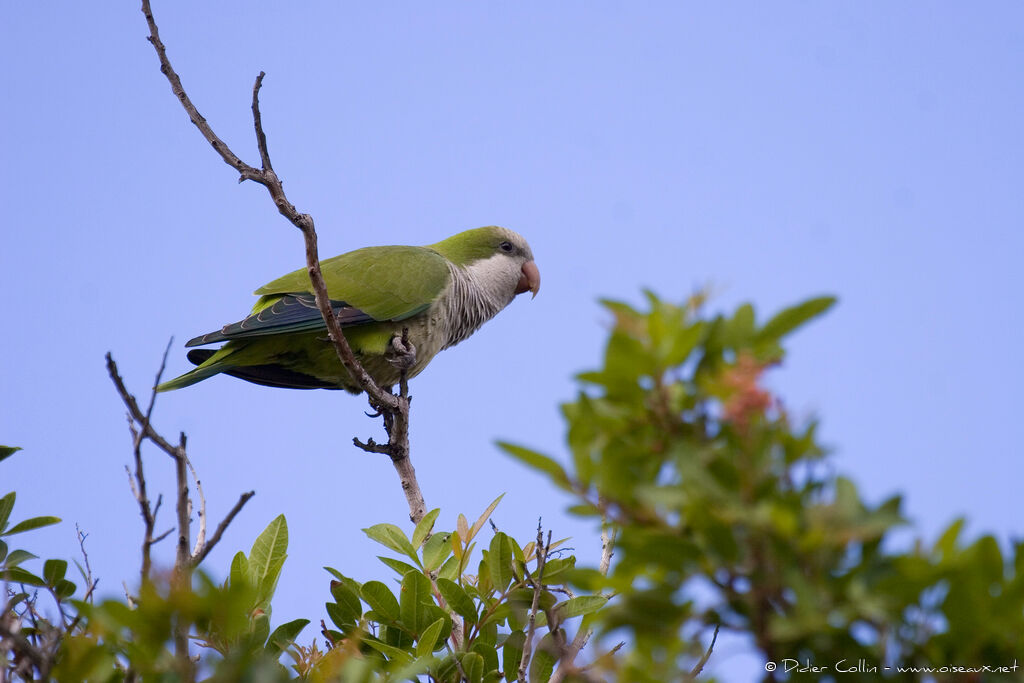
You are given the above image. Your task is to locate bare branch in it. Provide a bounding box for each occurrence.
[186,457,207,560]
[0,617,50,679]
[192,491,256,566]
[140,0,428,525]
[688,625,720,679]
[552,513,618,681]
[251,72,273,172]
[519,521,549,683]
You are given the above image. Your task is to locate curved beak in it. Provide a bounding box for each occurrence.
[515,260,541,299]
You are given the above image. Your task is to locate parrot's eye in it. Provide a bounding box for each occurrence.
[499,241,515,254]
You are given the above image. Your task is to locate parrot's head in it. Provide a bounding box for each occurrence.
[431,226,541,304]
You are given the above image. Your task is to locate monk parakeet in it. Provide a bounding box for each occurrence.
[156,226,539,392]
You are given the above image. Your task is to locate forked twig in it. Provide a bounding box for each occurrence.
[140,0,425,524]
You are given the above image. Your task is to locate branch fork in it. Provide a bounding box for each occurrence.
[141,0,427,524]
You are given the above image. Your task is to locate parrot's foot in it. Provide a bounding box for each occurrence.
[386,334,417,371]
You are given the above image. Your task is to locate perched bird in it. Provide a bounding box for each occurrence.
[156,226,540,393]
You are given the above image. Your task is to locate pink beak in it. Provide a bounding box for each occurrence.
[515,260,541,298]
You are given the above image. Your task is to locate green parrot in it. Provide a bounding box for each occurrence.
[156,226,540,393]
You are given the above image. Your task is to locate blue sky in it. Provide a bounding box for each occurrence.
[3,2,1023,678]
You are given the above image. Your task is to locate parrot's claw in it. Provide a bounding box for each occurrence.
[386,334,417,371]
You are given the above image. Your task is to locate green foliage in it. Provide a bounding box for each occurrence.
[48,515,307,682]
[504,292,1024,681]
[312,496,601,682]
[7,291,1024,682]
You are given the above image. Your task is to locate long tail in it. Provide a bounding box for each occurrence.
[154,350,224,392]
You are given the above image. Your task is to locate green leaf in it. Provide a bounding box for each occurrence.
[502,630,525,678]
[54,579,76,600]
[471,641,500,677]
[0,446,21,464]
[437,578,478,624]
[4,549,36,568]
[326,602,356,631]
[363,523,419,563]
[416,616,446,657]
[43,559,67,585]
[266,618,309,655]
[488,533,514,592]
[756,296,837,342]
[0,493,14,534]
[6,592,28,610]
[399,570,433,634]
[541,556,576,584]
[378,555,419,578]
[363,636,413,664]
[1,566,45,586]
[361,580,400,623]
[461,651,485,683]
[330,578,363,618]
[422,532,453,571]
[529,633,558,682]
[229,551,249,588]
[248,515,288,597]
[470,494,505,542]
[498,443,570,488]
[438,554,461,582]
[413,508,441,549]
[324,567,362,596]
[935,517,965,559]
[3,516,61,536]
[554,595,608,620]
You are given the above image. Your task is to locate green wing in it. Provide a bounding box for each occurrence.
[186,245,450,347]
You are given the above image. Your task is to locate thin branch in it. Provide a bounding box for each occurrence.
[519,521,549,683]
[186,456,207,560]
[192,491,256,566]
[551,513,618,682]
[140,0,427,525]
[251,72,273,172]
[688,625,720,679]
[0,617,50,679]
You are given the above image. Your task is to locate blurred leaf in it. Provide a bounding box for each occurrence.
[2,566,45,586]
[54,579,76,600]
[44,558,68,585]
[4,515,61,537]
[0,493,15,535]
[756,295,836,343]
[4,548,36,567]
[498,443,570,488]
[0,446,21,464]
